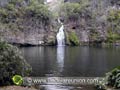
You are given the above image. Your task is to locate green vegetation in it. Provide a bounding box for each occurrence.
[61,0,120,45]
[107,9,120,32]
[95,66,120,90]
[106,30,120,43]
[106,9,120,43]
[90,29,100,42]
[0,41,31,86]
[26,0,52,24]
[0,0,53,31]
[68,31,79,46]
[45,36,56,45]
[1,0,120,46]
[60,0,89,21]
[106,67,120,89]
[61,2,80,20]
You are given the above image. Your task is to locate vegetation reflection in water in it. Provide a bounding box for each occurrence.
[21,46,120,77]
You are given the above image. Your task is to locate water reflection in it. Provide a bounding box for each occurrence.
[57,46,65,73]
[20,46,120,77]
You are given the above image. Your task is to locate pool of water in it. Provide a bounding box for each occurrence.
[20,46,120,77]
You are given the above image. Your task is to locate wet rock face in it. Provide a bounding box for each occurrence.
[0,0,57,46]
[0,0,9,6]
[0,20,57,46]
[65,25,89,45]
[64,0,80,3]
[62,0,108,45]
[64,18,107,45]
[0,0,118,46]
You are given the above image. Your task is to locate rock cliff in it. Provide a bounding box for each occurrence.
[0,0,120,46]
[0,0,57,46]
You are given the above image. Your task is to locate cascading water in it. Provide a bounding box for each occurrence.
[56,19,65,46]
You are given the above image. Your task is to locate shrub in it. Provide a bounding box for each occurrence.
[61,2,81,20]
[61,0,90,21]
[107,10,120,43]
[107,9,120,32]
[95,67,120,90]
[10,0,24,5]
[0,41,32,86]
[26,3,52,24]
[106,66,120,89]
[90,29,100,41]
[0,0,53,31]
[68,31,79,45]
[106,31,120,43]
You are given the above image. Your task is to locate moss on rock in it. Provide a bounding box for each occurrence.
[45,36,56,45]
[67,31,80,46]
[106,30,120,43]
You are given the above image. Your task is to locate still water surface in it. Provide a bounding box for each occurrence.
[21,46,120,77]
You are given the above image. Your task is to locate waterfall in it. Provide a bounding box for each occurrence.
[56,19,65,46]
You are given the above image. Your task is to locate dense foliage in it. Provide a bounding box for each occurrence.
[0,0,52,31]
[107,9,120,32]
[61,0,120,45]
[0,41,31,86]
[68,31,79,45]
[106,9,120,43]
[106,67,120,89]
[61,0,90,21]
[95,67,120,90]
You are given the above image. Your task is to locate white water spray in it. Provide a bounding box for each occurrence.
[56,19,65,46]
